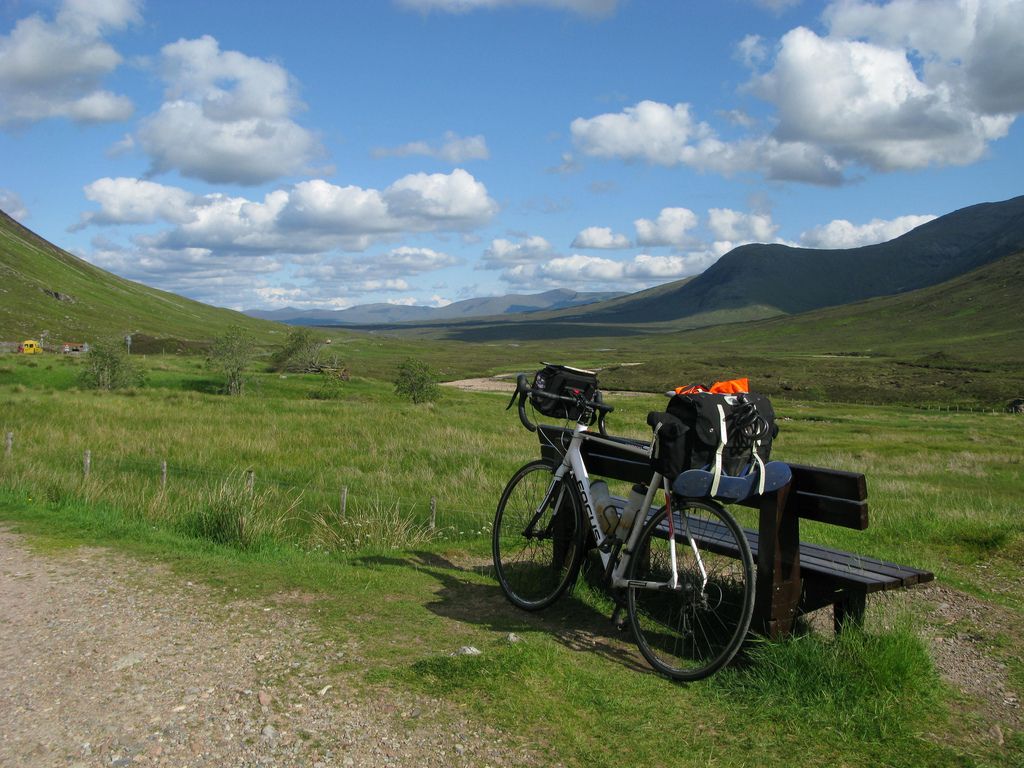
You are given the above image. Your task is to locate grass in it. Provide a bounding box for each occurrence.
[1,351,1022,767]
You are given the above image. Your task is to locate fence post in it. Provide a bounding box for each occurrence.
[430,497,437,530]
[83,449,91,478]
[160,460,167,490]
[4,432,11,457]
[339,485,347,520]
[245,469,255,495]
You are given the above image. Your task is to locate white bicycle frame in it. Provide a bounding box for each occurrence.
[544,421,709,592]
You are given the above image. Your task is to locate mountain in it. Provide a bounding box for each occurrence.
[244,288,624,326]
[559,195,1024,327]
[0,210,280,346]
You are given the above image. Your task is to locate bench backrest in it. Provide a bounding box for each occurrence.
[535,427,869,530]
[787,463,869,529]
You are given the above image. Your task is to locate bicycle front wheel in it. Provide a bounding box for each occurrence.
[627,498,755,681]
[492,460,585,611]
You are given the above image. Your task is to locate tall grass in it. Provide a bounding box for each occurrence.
[2,353,1022,594]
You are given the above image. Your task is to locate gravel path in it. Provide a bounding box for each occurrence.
[0,529,538,768]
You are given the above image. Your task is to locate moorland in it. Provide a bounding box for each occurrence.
[1,199,1023,766]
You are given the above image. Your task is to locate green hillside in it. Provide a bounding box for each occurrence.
[593,250,1024,406]
[0,211,282,346]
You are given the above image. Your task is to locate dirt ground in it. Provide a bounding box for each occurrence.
[0,529,540,768]
[1,526,1018,766]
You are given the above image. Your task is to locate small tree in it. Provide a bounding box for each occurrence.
[208,326,255,396]
[270,327,324,373]
[79,338,144,390]
[394,358,439,404]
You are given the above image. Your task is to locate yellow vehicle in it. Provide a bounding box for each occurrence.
[18,340,43,354]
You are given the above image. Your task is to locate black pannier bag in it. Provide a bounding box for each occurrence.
[531,363,599,422]
[666,391,777,478]
[646,411,689,481]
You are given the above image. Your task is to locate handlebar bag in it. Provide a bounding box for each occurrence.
[531,363,599,421]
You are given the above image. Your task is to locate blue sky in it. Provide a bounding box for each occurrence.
[2,0,1022,311]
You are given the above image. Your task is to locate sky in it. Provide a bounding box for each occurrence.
[1,0,1022,312]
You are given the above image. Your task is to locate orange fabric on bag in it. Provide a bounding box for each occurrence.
[674,384,708,395]
[674,378,750,396]
[709,378,749,394]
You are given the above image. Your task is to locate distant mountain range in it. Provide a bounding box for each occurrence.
[556,194,1024,327]
[243,288,624,326]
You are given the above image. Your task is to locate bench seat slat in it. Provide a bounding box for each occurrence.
[654,512,929,593]
[740,527,929,588]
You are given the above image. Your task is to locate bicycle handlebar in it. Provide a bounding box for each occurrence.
[506,373,613,435]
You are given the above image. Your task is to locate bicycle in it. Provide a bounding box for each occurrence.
[492,365,786,681]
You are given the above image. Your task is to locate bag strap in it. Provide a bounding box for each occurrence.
[709,403,728,496]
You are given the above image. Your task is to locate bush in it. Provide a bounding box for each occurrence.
[271,327,324,373]
[79,339,144,390]
[394,358,440,404]
[207,326,255,396]
[308,368,346,400]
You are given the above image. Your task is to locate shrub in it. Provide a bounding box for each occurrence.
[78,339,145,390]
[271,327,324,373]
[207,326,255,396]
[394,358,440,404]
[308,368,347,400]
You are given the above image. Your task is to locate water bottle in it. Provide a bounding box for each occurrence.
[590,480,618,533]
[616,484,647,539]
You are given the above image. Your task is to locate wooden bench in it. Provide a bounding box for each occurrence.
[537,426,934,638]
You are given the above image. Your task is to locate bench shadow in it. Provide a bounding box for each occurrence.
[354,551,652,675]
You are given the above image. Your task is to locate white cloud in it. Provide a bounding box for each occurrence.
[0,189,29,220]
[86,237,284,309]
[547,152,582,175]
[373,131,490,163]
[383,168,499,224]
[736,34,768,69]
[750,25,1012,172]
[74,177,196,229]
[571,100,845,184]
[707,208,777,243]
[73,169,491,308]
[374,246,459,272]
[76,170,498,253]
[570,1,1022,185]
[571,226,631,249]
[824,0,1024,117]
[136,35,321,185]
[634,207,699,247]
[481,235,554,267]
[501,251,715,289]
[0,0,138,126]
[571,101,712,167]
[395,0,619,16]
[799,213,937,249]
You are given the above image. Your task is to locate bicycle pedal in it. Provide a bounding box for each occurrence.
[610,606,628,631]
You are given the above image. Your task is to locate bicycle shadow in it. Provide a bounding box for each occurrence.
[354,551,652,675]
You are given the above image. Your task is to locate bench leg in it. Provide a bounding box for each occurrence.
[833,590,866,633]
[755,482,801,639]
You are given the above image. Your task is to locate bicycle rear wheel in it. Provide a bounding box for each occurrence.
[492,460,585,611]
[627,498,755,681]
